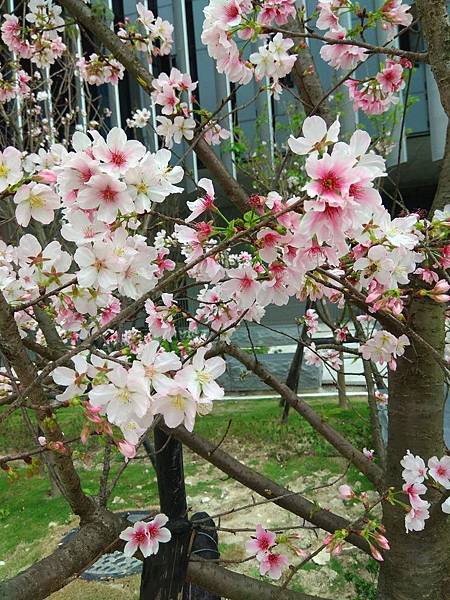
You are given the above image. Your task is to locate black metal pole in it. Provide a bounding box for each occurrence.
[140,427,191,599]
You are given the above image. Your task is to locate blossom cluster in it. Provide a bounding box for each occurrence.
[201,0,297,94]
[1,120,449,460]
[316,0,413,44]
[360,330,409,371]
[316,0,412,114]
[401,451,450,532]
[120,514,171,558]
[0,127,232,456]
[0,1,66,106]
[151,67,231,148]
[1,0,66,68]
[118,2,173,61]
[336,484,390,561]
[345,59,410,116]
[77,54,125,87]
[245,524,295,580]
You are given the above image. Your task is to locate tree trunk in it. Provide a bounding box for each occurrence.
[377,299,450,600]
[337,352,349,409]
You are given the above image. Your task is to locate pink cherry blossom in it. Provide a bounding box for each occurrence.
[118,440,137,459]
[133,340,182,389]
[258,551,289,580]
[220,266,260,310]
[304,147,358,206]
[405,501,430,533]
[363,448,375,461]
[403,481,428,509]
[316,1,340,31]
[246,524,277,558]
[93,127,145,173]
[1,14,32,58]
[257,0,296,26]
[428,456,450,489]
[288,116,340,156]
[401,450,428,484]
[77,173,133,224]
[338,484,355,500]
[186,178,215,223]
[369,544,384,562]
[74,243,119,290]
[204,0,246,28]
[376,60,405,94]
[428,280,450,304]
[152,378,199,431]
[120,515,171,558]
[13,183,60,227]
[0,146,22,192]
[320,27,368,70]
[176,346,226,401]
[381,0,413,41]
[88,364,151,427]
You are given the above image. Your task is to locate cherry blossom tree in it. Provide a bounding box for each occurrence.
[0,1,449,599]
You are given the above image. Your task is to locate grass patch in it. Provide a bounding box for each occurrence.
[0,396,373,585]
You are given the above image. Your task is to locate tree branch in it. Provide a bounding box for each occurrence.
[214,342,384,488]
[0,291,95,520]
[270,28,428,63]
[0,509,126,600]
[167,424,370,554]
[186,561,329,600]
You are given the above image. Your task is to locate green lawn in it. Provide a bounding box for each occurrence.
[0,396,375,591]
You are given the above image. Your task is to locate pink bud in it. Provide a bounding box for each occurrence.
[118,440,136,460]
[37,436,47,446]
[369,544,384,561]
[433,280,450,294]
[338,484,354,500]
[36,169,57,184]
[374,534,390,550]
[331,542,343,556]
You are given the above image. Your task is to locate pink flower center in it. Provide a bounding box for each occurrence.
[436,465,448,477]
[320,171,340,192]
[202,194,214,209]
[110,150,127,167]
[263,232,278,246]
[267,553,280,565]
[225,4,240,20]
[101,186,118,203]
[240,275,254,289]
[133,529,147,544]
[258,535,272,551]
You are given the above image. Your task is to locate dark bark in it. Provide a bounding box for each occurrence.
[186,561,330,600]
[0,509,126,600]
[337,353,349,409]
[416,0,450,117]
[288,23,333,126]
[281,338,304,423]
[0,291,95,520]
[183,512,220,600]
[377,299,450,600]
